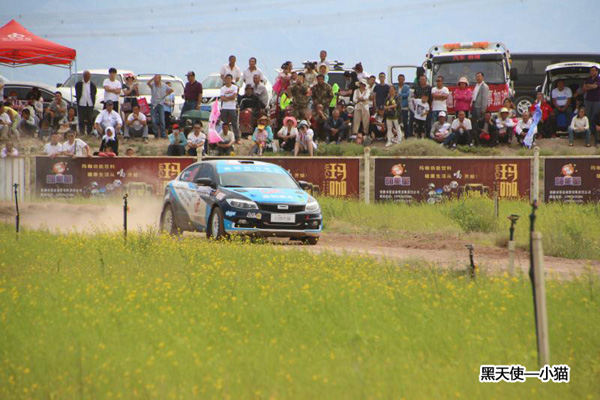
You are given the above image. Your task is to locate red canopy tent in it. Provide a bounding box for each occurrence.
[0,19,76,68]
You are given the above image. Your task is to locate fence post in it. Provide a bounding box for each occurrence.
[531,231,550,366]
[364,147,371,204]
[25,147,31,201]
[532,147,540,203]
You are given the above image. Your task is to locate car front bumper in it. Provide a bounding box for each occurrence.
[222,210,322,238]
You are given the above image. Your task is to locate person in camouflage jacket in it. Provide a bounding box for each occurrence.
[289,73,310,119]
[311,74,333,116]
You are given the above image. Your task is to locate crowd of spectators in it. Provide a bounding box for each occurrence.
[1,56,600,160]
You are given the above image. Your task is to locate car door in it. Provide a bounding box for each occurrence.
[194,164,216,228]
[174,163,203,228]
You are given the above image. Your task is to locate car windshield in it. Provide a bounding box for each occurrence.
[218,169,299,189]
[62,73,111,88]
[137,79,185,96]
[433,60,506,85]
[202,76,223,89]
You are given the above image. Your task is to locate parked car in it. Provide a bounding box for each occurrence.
[4,81,74,111]
[160,159,322,244]
[199,73,273,120]
[511,53,600,115]
[135,73,185,119]
[540,61,600,103]
[56,69,134,112]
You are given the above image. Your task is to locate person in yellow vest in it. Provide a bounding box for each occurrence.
[0,103,21,141]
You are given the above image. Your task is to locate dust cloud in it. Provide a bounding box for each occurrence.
[0,199,164,233]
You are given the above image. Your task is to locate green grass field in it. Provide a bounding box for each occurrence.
[1,225,598,399]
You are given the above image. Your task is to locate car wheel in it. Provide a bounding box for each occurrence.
[207,207,228,240]
[515,96,534,117]
[160,204,179,236]
[301,236,319,246]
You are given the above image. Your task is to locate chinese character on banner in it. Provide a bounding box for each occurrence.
[495,163,519,198]
[158,163,182,179]
[325,163,348,196]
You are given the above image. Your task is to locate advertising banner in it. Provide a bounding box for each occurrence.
[35,156,196,198]
[544,157,600,203]
[374,157,531,203]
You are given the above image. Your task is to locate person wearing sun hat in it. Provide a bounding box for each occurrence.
[294,119,315,156]
[496,107,516,144]
[277,115,298,152]
[250,115,274,155]
[454,76,473,118]
[352,79,371,137]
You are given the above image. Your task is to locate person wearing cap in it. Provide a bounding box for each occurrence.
[148,74,174,139]
[496,107,516,144]
[278,115,298,151]
[75,70,97,135]
[430,111,451,144]
[94,100,122,136]
[454,76,473,118]
[294,120,315,156]
[103,67,122,112]
[471,72,489,123]
[243,57,264,85]
[384,85,402,146]
[187,121,206,156]
[125,103,149,143]
[219,55,242,84]
[352,79,371,137]
[181,71,203,126]
[250,116,273,155]
[98,126,119,156]
[474,111,498,147]
[167,124,187,156]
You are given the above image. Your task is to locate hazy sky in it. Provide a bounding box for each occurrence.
[0,0,594,86]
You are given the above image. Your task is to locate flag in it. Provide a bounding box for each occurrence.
[524,103,542,149]
[208,100,223,144]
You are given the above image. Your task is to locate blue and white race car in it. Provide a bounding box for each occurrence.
[159,160,322,244]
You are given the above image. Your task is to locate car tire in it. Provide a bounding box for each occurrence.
[301,236,319,246]
[160,204,179,236]
[515,96,534,117]
[207,207,228,240]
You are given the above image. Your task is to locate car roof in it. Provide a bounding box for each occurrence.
[72,69,134,75]
[199,159,285,169]
[545,62,600,72]
[136,73,184,81]
[4,81,61,91]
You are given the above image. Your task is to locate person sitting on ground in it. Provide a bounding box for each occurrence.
[60,107,79,132]
[44,92,67,129]
[445,110,473,147]
[99,126,119,155]
[453,77,472,118]
[568,106,591,147]
[213,122,235,156]
[187,121,206,156]
[370,106,387,142]
[410,93,430,139]
[167,124,187,156]
[514,111,536,145]
[63,130,91,158]
[250,116,274,155]
[124,104,149,143]
[496,107,516,144]
[430,111,451,144]
[277,115,298,151]
[18,108,38,137]
[475,111,499,147]
[294,120,315,156]
[44,132,64,157]
[324,110,346,145]
[1,140,18,158]
[529,92,554,138]
[94,100,122,136]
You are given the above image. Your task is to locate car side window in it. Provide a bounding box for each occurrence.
[197,164,215,182]
[180,164,201,182]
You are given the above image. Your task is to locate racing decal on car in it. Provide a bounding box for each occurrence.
[246,212,262,219]
[215,191,226,200]
[225,210,236,217]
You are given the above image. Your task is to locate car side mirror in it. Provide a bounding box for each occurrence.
[196,177,214,187]
[510,67,518,81]
[298,180,311,190]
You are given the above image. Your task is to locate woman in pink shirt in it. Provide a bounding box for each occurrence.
[453,76,473,117]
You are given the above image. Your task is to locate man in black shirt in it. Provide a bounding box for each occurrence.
[413,74,432,137]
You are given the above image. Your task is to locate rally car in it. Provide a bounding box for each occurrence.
[159,160,322,244]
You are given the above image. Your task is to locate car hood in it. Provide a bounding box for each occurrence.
[226,187,309,204]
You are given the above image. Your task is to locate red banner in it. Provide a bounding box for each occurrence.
[374,157,531,203]
[35,156,196,198]
[544,157,600,203]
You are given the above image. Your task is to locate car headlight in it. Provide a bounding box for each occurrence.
[226,198,258,210]
[305,201,320,212]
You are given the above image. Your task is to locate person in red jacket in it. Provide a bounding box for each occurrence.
[529,92,554,138]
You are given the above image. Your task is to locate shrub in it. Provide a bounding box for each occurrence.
[447,196,498,233]
[385,139,451,156]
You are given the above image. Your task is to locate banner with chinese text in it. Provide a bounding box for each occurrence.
[374,157,531,203]
[544,157,600,203]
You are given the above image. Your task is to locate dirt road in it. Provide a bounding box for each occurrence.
[2,201,598,279]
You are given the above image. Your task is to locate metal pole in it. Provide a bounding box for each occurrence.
[532,231,550,366]
[532,147,540,203]
[123,194,128,242]
[508,215,519,275]
[13,183,20,238]
[364,147,371,204]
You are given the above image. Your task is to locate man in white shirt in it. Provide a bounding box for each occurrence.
[242,57,264,85]
[94,100,123,136]
[551,79,573,131]
[515,111,537,145]
[317,50,330,70]
[187,121,206,156]
[44,132,64,157]
[124,104,149,142]
[75,70,97,135]
[103,67,122,112]
[213,122,235,156]
[220,74,241,143]
[447,110,473,146]
[431,76,450,121]
[220,55,242,84]
[62,130,91,158]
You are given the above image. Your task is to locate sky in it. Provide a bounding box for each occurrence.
[0,0,595,86]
